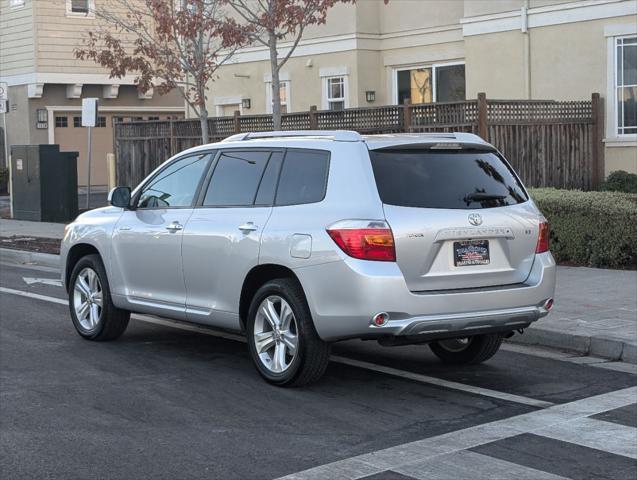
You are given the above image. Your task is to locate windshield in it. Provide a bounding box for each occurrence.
[369,149,528,209]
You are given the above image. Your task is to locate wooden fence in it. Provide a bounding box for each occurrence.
[114,92,604,190]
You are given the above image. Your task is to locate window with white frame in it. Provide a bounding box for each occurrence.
[395,63,465,104]
[326,77,346,111]
[616,36,637,136]
[266,81,289,114]
[66,0,94,16]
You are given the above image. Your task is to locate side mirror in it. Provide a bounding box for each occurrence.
[108,186,131,209]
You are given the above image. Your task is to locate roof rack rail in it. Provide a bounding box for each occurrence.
[222,130,362,143]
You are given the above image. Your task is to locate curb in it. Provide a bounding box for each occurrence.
[508,326,637,365]
[0,248,60,268]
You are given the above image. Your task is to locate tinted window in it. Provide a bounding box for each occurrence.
[137,154,209,208]
[203,151,271,207]
[254,153,283,205]
[370,149,528,209]
[275,150,329,206]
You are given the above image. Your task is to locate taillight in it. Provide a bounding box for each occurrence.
[536,221,550,253]
[327,220,396,262]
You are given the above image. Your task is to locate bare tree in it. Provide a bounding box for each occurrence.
[222,0,354,130]
[75,0,248,143]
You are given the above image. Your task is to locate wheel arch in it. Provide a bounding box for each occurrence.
[239,264,305,332]
[65,243,103,292]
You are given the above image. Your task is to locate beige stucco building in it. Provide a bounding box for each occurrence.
[209,0,637,175]
[0,0,185,187]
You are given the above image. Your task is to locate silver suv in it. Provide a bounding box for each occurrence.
[61,131,556,386]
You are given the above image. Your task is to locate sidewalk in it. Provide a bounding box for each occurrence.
[509,267,637,363]
[0,218,635,363]
[0,218,66,239]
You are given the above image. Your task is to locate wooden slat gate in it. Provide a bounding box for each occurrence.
[114,93,603,190]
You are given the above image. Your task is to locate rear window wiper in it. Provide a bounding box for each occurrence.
[463,192,507,203]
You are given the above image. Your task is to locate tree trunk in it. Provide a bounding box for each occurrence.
[197,78,210,144]
[200,106,210,144]
[268,32,282,131]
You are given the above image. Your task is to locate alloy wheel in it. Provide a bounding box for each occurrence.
[253,295,299,373]
[73,267,103,331]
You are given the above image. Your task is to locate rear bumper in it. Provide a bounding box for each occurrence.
[293,252,556,342]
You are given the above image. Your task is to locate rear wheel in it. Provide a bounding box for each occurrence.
[69,254,130,341]
[429,334,503,365]
[246,278,330,387]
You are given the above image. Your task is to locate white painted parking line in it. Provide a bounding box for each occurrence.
[331,355,554,408]
[395,450,569,480]
[276,386,637,480]
[0,286,67,305]
[535,416,637,459]
[22,276,63,287]
[0,287,555,409]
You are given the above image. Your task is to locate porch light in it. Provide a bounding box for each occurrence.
[365,91,376,103]
[242,98,251,109]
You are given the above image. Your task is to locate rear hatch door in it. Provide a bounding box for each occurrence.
[369,145,540,292]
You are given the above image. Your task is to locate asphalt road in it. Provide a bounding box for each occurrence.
[0,260,635,480]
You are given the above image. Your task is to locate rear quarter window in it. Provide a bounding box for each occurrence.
[369,149,528,209]
[275,150,329,206]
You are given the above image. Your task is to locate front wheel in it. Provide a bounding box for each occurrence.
[429,334,503,365]
[246,279,330,387]
[69,254,130,341]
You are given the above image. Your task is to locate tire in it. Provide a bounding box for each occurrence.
[246,278,330,387]
[69,254,130,341]
[429,334,503,365]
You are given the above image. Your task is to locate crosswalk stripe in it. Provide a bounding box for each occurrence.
[394,450,569,480]
[535,416,637,460]
[276,386,637,480]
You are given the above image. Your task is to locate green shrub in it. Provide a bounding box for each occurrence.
[528,188,637,269]
[601,170,637,194]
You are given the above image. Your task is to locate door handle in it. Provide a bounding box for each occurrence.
[238,222,258,233]
[165,221,184,232]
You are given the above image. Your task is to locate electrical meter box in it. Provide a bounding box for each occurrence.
[11,144,79,222]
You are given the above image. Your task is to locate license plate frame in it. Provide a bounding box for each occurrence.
[453,240,490,267]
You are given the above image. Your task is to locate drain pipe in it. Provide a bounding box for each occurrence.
[522,1,531,99]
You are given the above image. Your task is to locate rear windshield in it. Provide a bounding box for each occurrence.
[369,149,528,209]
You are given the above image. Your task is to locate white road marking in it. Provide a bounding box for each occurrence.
[535,416,637,459]
[0,287,67,305]
[331,355,554,408]
[22,276,63,287]
[395,450,569,480]
[276,386,637,480]
[0,287,554,409]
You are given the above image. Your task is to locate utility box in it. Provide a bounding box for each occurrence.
[11,144,79,222]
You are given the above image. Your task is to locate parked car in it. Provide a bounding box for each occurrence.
[61,131,556,386]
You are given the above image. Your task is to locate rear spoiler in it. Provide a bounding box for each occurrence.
[369,142,496,152]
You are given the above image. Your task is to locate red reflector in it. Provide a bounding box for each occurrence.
[536,221,550,253]
[327,228,396,261]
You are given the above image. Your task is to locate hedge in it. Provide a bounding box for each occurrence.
[527,188,637,269]
[600,170,637,193]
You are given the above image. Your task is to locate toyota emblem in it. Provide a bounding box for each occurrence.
[468,213,483,226]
